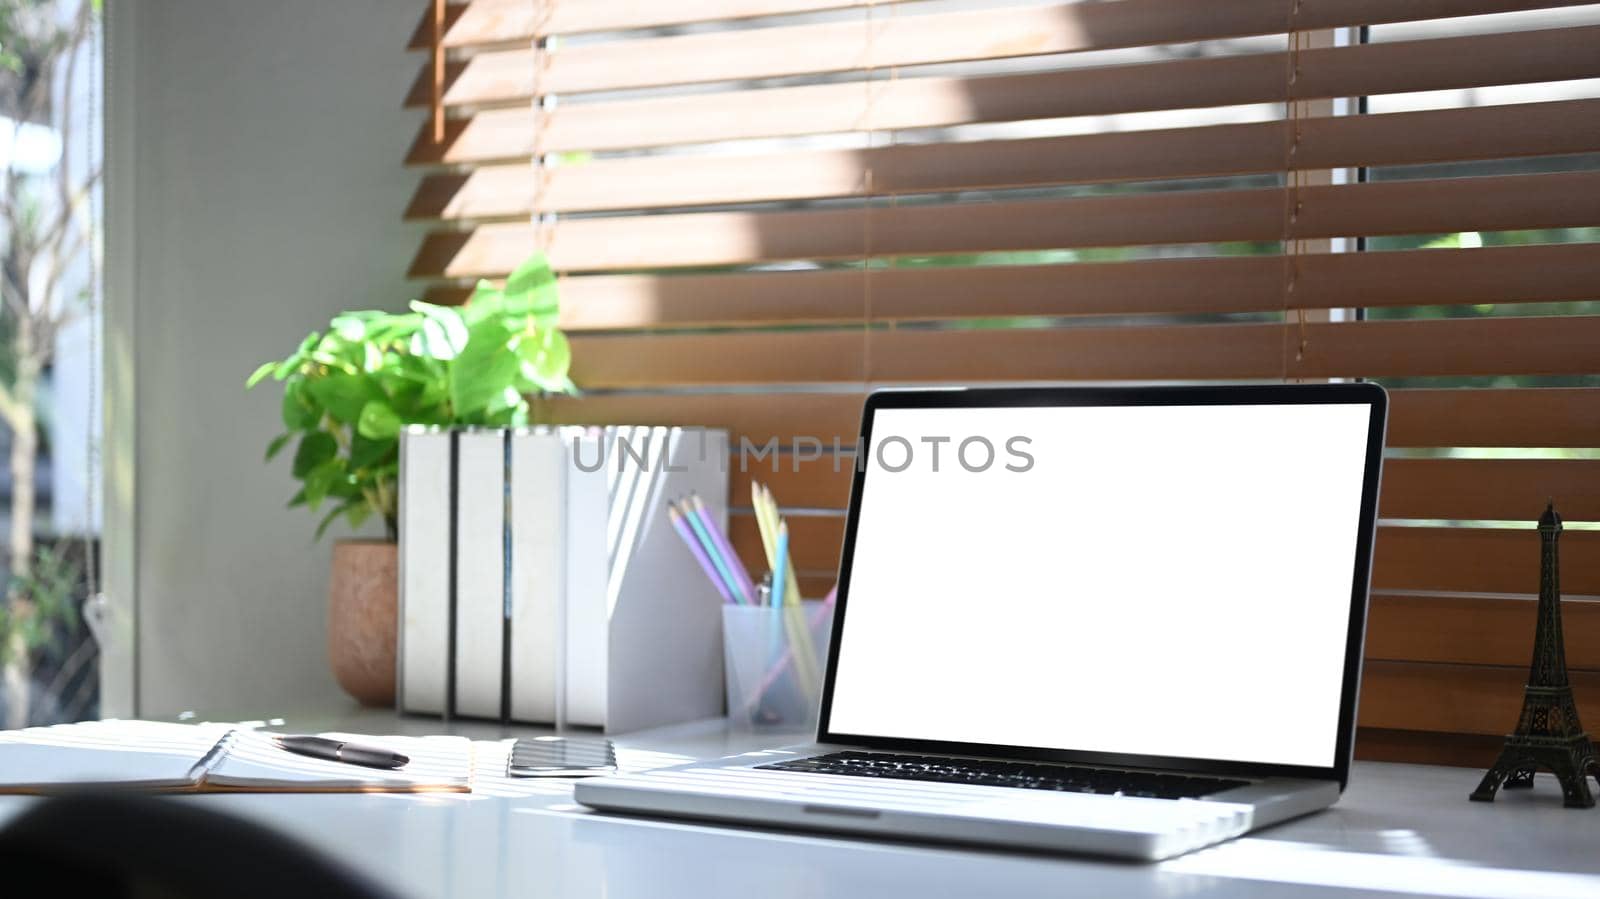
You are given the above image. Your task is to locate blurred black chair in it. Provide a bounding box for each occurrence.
[0,793,398,899]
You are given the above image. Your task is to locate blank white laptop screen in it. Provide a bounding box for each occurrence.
[825,402,1373,769]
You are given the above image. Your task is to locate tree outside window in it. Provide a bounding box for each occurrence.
[0,0,102,729]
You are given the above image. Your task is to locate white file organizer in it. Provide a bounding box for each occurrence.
[565,426,730,733]
[398,425,729,733]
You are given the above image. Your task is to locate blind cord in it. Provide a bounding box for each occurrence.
[532,3,554,258]
[1281,4,1307,381]
[859,0,879,390]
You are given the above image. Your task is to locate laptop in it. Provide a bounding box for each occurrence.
[576,384,1388,860]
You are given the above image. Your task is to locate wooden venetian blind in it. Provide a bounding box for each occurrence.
[404,0,1600,763]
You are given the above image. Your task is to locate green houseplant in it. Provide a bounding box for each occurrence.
[248,253,576,704]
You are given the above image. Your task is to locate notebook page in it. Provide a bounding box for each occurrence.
[0,720,232,791]
[204,730,473,792]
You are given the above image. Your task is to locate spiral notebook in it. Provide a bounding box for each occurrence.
[0,720,474,794]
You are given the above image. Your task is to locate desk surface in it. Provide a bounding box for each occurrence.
[3,708,1599,899]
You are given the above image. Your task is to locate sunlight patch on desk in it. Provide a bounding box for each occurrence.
[1377,829,1439,858]
[1160,837,1599,899]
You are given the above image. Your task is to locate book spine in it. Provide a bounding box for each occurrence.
[453,429,508,719]
[563,427,611,727]
[398,427,452,715]
[508,428,566,723]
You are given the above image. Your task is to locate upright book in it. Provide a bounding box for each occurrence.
[454,429,507,720]
[508,427,567,723]
[562,426,610,727]
[398,427,452,716]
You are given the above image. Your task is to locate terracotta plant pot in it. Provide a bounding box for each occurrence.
[327,539,398,706]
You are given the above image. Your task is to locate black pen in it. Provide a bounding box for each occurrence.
[273,735,410,770]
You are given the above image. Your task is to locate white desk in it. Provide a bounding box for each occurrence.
[3,708,1599,899]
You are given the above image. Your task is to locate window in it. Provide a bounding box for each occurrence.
[0,0,103,729]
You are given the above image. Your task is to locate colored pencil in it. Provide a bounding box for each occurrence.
[667,502,732,603]
[772,521,790,609]
[751,482,778,565]
[680,497,749,605]
[688,494,755,603]
[756,484,803,606]
[769,523,790,663]
[665,499,732,598]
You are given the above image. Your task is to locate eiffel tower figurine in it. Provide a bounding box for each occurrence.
[1471,502,1600,808]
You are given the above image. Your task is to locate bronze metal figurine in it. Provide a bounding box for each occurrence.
[1471,502,1600,808]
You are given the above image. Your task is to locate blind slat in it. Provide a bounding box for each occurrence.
[1368,594,1600,669]
[1382,458,1600,521]
[562,316,1600,388]
[408,0,912,48]
[1389,388,1600,448]
[409,99,1600,218]
[1378,527,1600,594]
[409,172,1600,276]
[725,517,1600,594]
[1358,662,1600,735]
[421,243,1600,328]
[539,244,1600,328]
[730,456,1600,522]
[407,23,1600,160]
[538,388,1600,449]
[406,48,529,109]
[408,1,1596,99]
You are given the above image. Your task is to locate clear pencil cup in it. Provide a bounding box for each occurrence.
[722,601,835,734]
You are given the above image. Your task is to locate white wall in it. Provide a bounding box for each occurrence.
[110,0,422,717]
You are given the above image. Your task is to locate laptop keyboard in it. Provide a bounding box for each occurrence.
[756,751,1249,800]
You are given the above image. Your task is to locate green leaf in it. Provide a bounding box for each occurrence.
[365,312,424,345]
[346,501,374,531]
[272,331,321,381]
[515,326,572,391]
[281,381,319,431]
[470,279,501,303]
[501,253,560,322]
[292,431,338,479]
[264,432,293,462]
[305,373,379,423]
[331,314,368,342]
[450,320,521,420]
[459,279,506,326]
[246,361,277,389]
[315,497,357,540]
[349,432,397,471]
[287,487,307,508]
[328,468,362,499]
[409,302,470,361]
[303,458,343,510]
[357,400,402,440]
